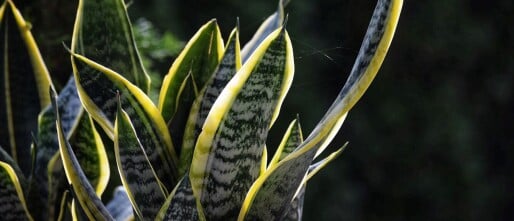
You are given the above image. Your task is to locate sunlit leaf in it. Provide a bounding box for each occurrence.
[106,186,134,221]
[239,1,403,220]
[0,161,33,221]
[190,26,294,220]
[179,27,241,175]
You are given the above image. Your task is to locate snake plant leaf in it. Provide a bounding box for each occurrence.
[0,161,33,221]
[156,174,205,221]
[281,185,305,221]
[72,0,150,92]
[158,19,224,122]
[53,90,114,221]
[241,0,289,62]
[106,186,134,221]
[114,102,167,220]
[190,26,294,220]
[46,151,68,221]
[70,53,179,189]
[179,27,241,175]
[0,0,52,173]
[268,117,303,168]
[239,1,403,220]
[0,145,24,179]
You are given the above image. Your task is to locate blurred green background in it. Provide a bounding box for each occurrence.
[16,0,514,220]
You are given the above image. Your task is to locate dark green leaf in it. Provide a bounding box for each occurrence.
[0,161,33,220]
[180,27,241,175]
[114,102,166,220]
[190,27,294,220]
[156,174,204,221]
[158,19,223,122]
[72,0,150,91]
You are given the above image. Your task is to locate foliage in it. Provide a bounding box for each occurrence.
[0,0,402,220]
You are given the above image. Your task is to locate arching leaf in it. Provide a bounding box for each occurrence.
[0,161,33,221]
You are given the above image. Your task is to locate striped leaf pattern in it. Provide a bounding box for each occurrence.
[157,174,203,221]
[0,0,52,173]
[158,19,224,122]
[180,27,241,175]
[268,117,303,168]
[240,0,289,62]
[0,161,32,221]
[190,27,294,220]
[72,0,150,92]
[71,53,179,191]
[53,91,114,221]
[114,103,166,220]
[240,0,402,220]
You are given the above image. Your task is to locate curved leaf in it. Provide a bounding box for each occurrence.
[156,174,205,221]
[268,117,303,168]
[0,0,52,173]
[158,19,224,122]
[190,27,294,220]
[114,102,166,220]
[239,0,403,220]
[241,0,289,62]
[71,0,150,91]
[0,161,33,221]
[180,27,241,175]
[53,90,114,221]
[70,52,179,190]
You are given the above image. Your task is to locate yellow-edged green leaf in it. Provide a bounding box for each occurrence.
[158,19,224,122]
[241,0,289,62]
[114,102,166,220]
[0,161,33,221]
[72,0,150,92]
[156,174,205,221]
[53,90,114,221]
[71,52,179,190]
[0,145,23,179]
[179,27,241,175]
[268,117,303,168]
[190,27,294,220]
[106,186,134,221]
[239,1,402,220]
[0,0,52,173]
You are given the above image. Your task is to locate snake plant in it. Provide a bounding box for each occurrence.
[0,0,403,220]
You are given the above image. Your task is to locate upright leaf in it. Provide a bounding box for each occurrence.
[241,0,289,62]
[114,102,166,220]
[180,27,241,175]
[53,90,114,221]
[190,27,294,220]
[239,0,403,220]
[158,19,224,122]
[268,117,303,168]
[106,186,134,221]
[72,0,150,91]
[156,174,204,221]
[0,161,33,221]
[0,0,52,173]
[70,52,179,190]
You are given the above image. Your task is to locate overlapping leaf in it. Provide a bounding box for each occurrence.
[156,174,204,221]
[0,161,33,221]
[239,0,403,220]
[114,102,166,220]
[72,0,150,91]
[180,27,241,175]
[158,19,224,123]
[106,186,134,221]
[190,26,294,220]
[0,0,52,173]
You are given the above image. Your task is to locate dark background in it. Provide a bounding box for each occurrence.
[17,0,514,220]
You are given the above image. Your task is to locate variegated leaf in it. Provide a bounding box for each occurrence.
[180,27,241,175]
[72,0,150,92]
[0,146,24,179]
[0,0,52,173]
[70,52,179,191]
[241,0,289,62]
[0,161,33,221]
[114,102,166,220]
[239,0,403,220]
[53,90,114,221]
[268,117,303,168]
[158,19,224,122]
[106,186,134,221]
[190,27,294,220]
[281,185,305,221]
[156,174,204,221]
